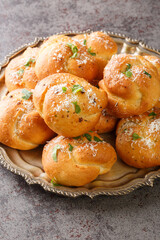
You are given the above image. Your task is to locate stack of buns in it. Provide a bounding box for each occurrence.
[1,31,160,187]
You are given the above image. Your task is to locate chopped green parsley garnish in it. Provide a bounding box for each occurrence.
[83,39,87,45]
[125,71,132,78]
[123,63,132,78]
[88,47,96,56]
[83,133,92,141]
[17,68,24,76]
[72,101,81,113]
[73,136,81,140]
[144,70,152,78]
[24,58,35,67]
[132,133,142,140]
[126,63,131,71]
[148,112,156,117]
[74,134,102,143]
[52,144,61,162]
[22,89,32,100]
[62,87,67,93]
[51,179,61,186]
[67,43,78,58]
[94,136,102,142]
[72,84,85,94]
[68,143,73,151]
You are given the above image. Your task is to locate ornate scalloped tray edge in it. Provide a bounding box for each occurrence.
[0,30,160,198]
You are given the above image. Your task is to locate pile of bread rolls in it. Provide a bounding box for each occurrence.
[1,31,160,187]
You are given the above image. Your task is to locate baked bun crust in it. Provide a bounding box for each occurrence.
[100,54,160,117]
[0,89,55,150]
[73,31,118,79]
[35,35,99,83]
[35,32,117,83]
[144,55,160,75]
[92,109,117,133]
[33,73,108,137]
[42,133,117,186]
[38,35,71,55]
[5,47,39,92]
[116,108,160,168]
[144,55,160,108]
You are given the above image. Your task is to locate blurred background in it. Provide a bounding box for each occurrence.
[0,1,160,240]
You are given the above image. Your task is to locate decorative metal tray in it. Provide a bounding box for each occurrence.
[0,30,160,198]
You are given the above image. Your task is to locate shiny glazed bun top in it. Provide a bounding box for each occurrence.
[33,73,108,137]
[5,47,39,92]
[99,54,160,118]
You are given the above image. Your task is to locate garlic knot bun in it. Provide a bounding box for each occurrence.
[0,89,55,150]
[5,47,39,92]
[42,132,117,186]
[73,31,118,79]
[116,108,160,168]
[33,73,108,137]
[35,32,117,84]
[99,54,160,117]
[35,35,99,83]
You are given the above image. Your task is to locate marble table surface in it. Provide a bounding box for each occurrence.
[0,0,160,239]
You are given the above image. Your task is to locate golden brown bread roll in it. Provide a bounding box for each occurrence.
[39,35,71,55]
[33,73,108,137]
[35,32,117,84]
[144,55,160,108]
[116,108,160,168]
[0,89,55,150]
[42,132,117,186]
[99,54,160,118]
[92,109,117,133]
[35,35,99,83]
[73,31,118,79]
[5,47,39,92]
